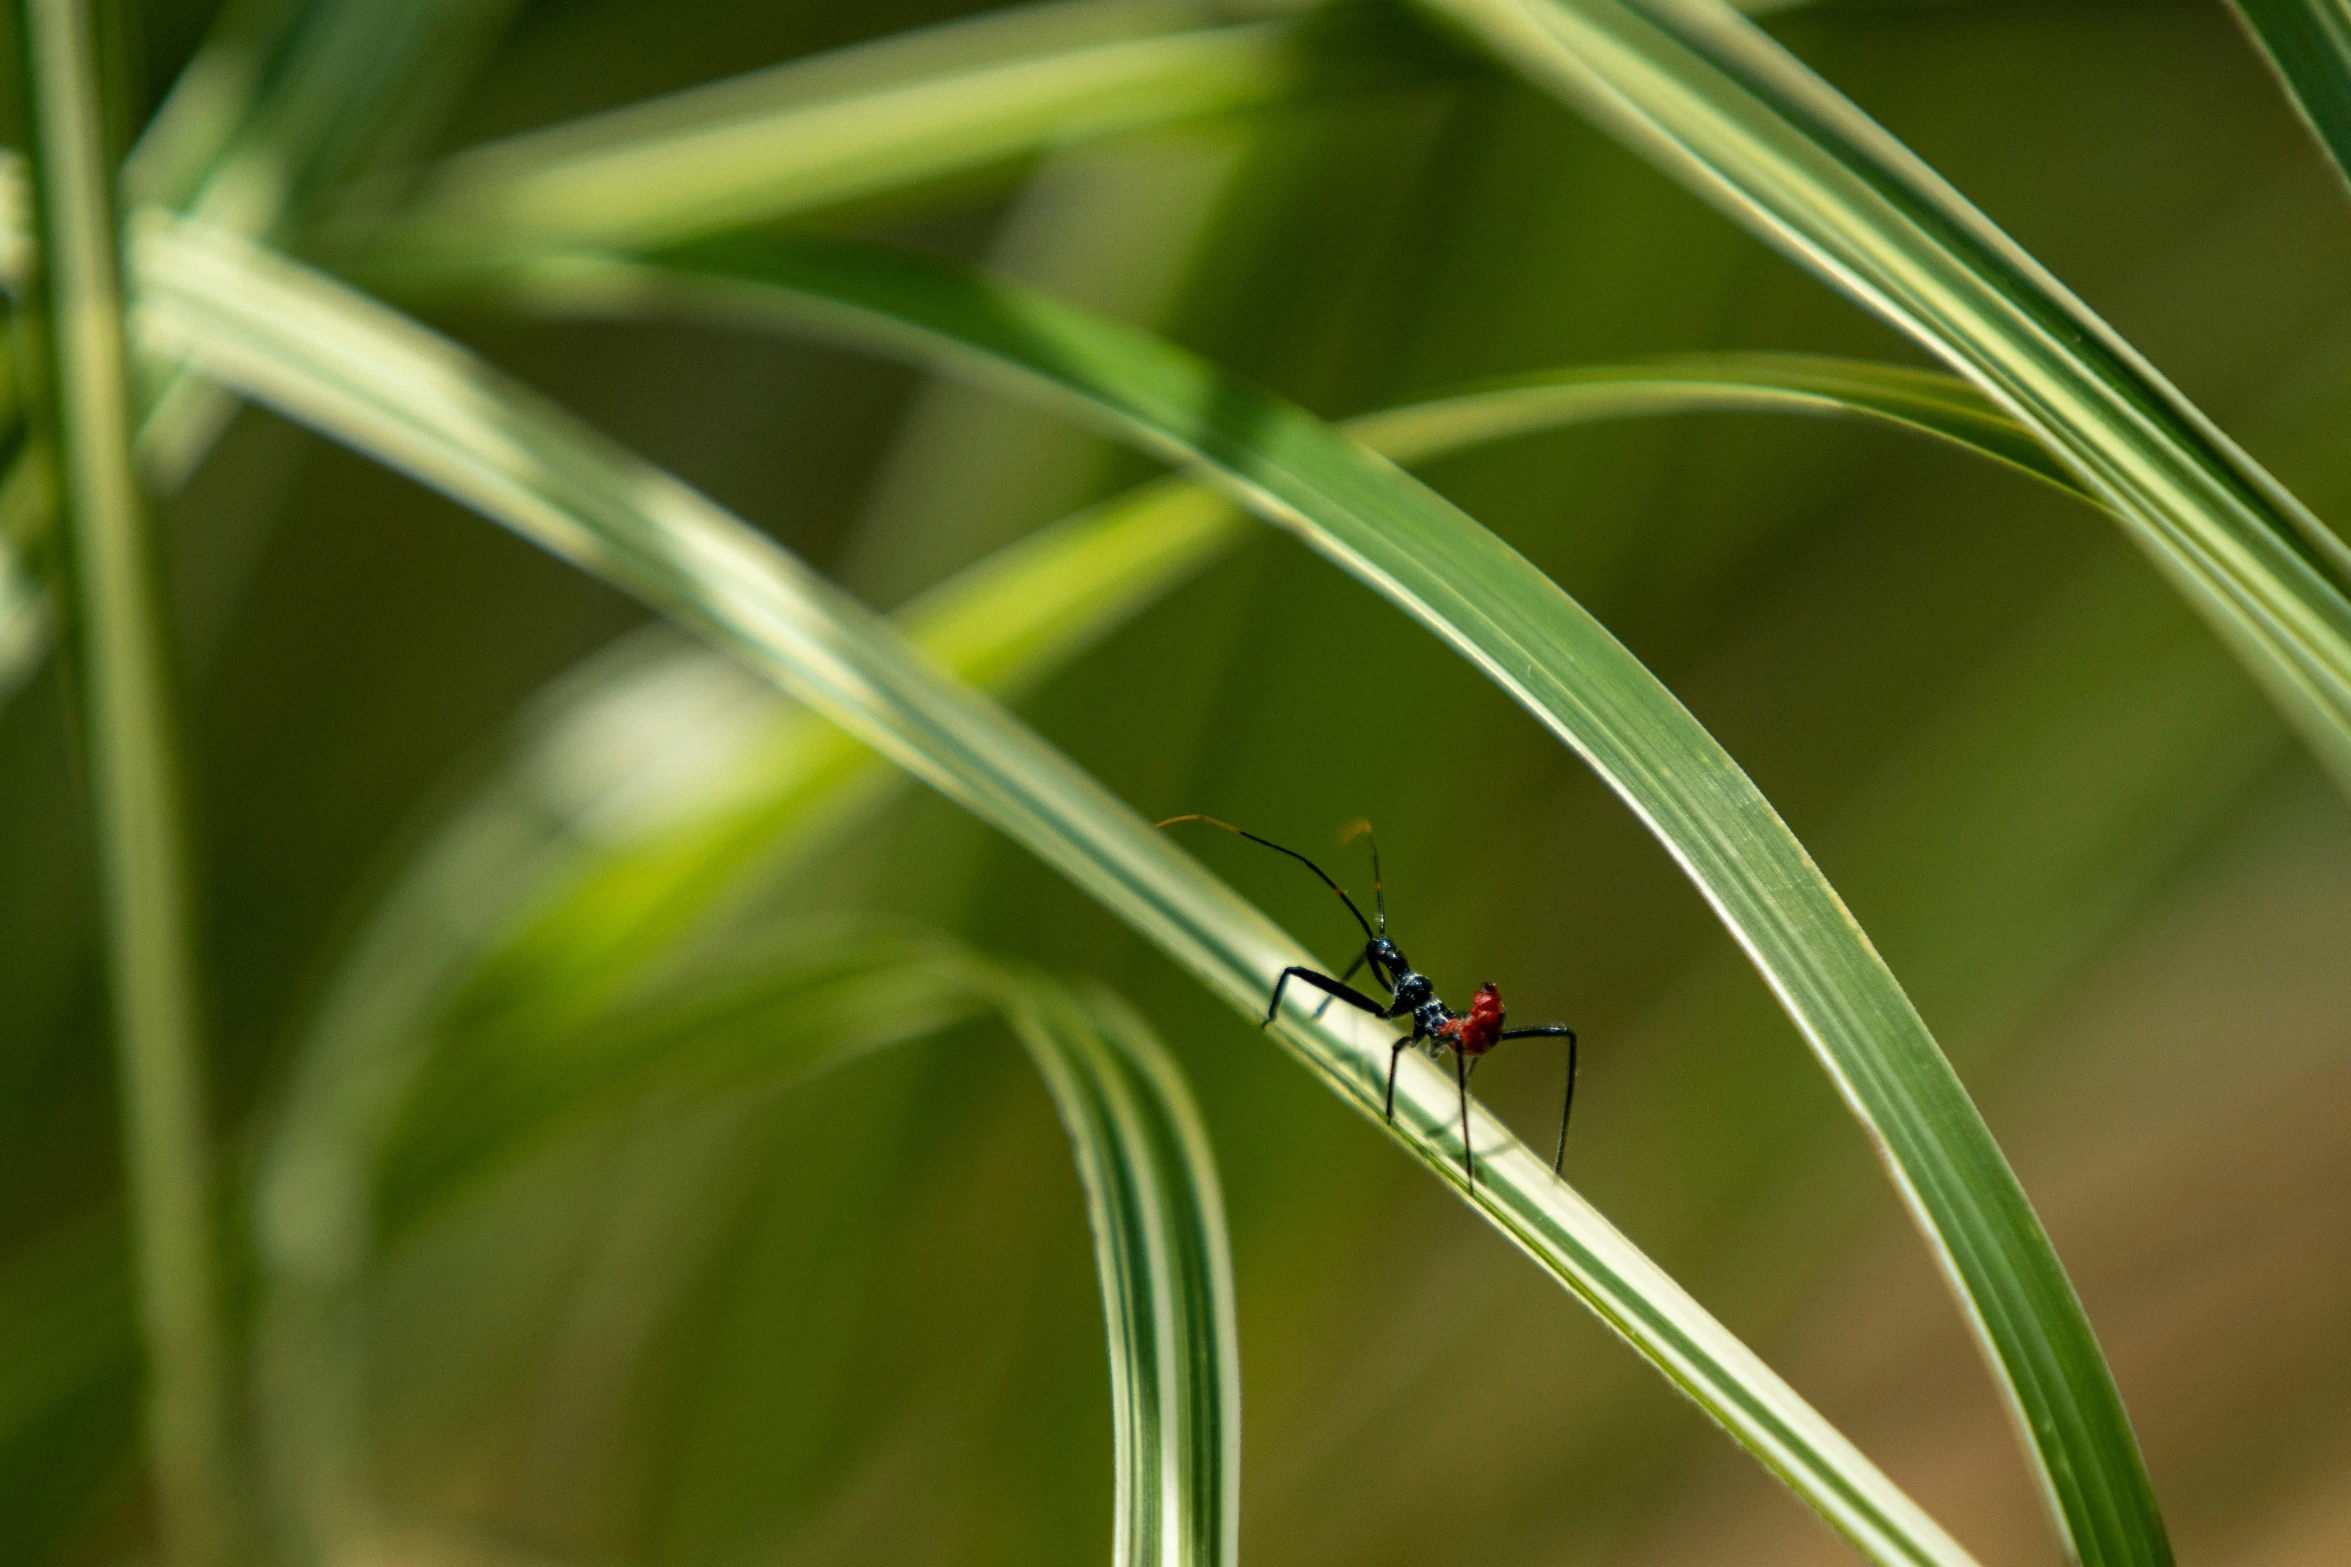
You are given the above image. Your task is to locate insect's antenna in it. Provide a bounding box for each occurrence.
[1339,818,1385,935]
[1159,814,1377,944]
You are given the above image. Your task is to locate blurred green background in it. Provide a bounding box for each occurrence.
[7,1,2351,1563]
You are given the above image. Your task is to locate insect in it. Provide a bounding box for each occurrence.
[1161,815,1579,1189]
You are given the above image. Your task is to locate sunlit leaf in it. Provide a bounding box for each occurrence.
[1419,1,2351,881]
[139,217,1976,1565]
[487,227,2140,1567]
[463,347,2080,1034]
[376,1,1424,270]
[991,970,1241,1567]
[1398,4,2351,1554]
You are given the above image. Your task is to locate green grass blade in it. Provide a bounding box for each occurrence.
[1397,7,2343,1555]
[464,348,2078,1034]
[1350,353,2085,497]
[494,231,2144,1567]
[424,943,1244,1567]
[256,622,1241,1562]
[0,336,2111,1553]
[1419,0,2351,845]
[246,670,1233,1563]
[247,630,837,1558]
[271,910,1239,1566]
[376,1,1409,271]
[6,7,235,1566]
[138,220,1976,1566]
[992,972,1240,1567]
[2231,0,2351,196]
[378,933,1237,1567]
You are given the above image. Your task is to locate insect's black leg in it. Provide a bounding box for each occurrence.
[1501,1025,1578,1173]
[1311,945,1376,1021]
[1455,1048,1474,1188]
[1381,1021,1425,1125]
[1265,966,1386,1028]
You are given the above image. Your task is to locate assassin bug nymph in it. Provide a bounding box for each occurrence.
[1161,815,1579,1189]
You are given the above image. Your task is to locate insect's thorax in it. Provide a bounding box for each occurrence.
[1400,973,1452,1042]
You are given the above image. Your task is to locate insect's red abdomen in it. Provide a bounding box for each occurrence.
[1453,983,1506,1054]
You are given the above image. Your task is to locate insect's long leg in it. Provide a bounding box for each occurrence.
[1265,966,1387,1027]
[1310,945,1378,1022]
[1307,949,1391,1024]
[1501,1025,1578,1173]
[1382,1022,1425,1124]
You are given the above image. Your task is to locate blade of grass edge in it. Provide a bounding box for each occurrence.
[417,943,1248,1567]
[237,582,1236,1566]
[1401,7,2331,1555]
[263,814,1239,1567]
[1418,0,2351,884]
[138,218,1976,1567]
[992,969,1242,1567]
[0,343,2069,1529]
[372,3,1418,269]
[0,2,1377,713]
[5,7,237,1567]
[268,347,2060,1562]
[2230,0,2351,198]
[482,229,2138,1567]
[463,350,2086,1027]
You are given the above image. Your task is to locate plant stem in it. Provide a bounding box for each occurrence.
[8,2,237,1564]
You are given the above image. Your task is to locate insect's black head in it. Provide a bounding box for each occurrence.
[1368,936,1408,980]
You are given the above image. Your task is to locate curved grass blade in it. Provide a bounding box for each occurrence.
[138,219,1975,1567]
[2231,0,2351,196]
[1418,1,2351,875]
[246,621,1215,1567]
[272,915,1239,1567]
[7,8,239,1567]
[479,232,2141,1567]
[990,971,1240,1567]
[0,340,2105,1555]
[376,1,1420,273]
[247,630,834,1557]
[1394,7,2315,1555]
[2,332,2032,1557]
[1350,353,2084,497]
[468,349,2084,1029]
[415,941,1240,1567]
